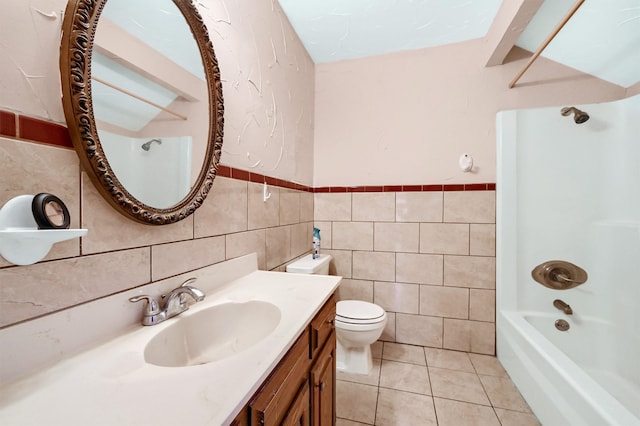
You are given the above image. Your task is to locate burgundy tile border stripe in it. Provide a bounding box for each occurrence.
[18,116,73,148]
[0,110,17,138]
[2,110,496,193]
[0,110,73,148]
[312,183,495,192]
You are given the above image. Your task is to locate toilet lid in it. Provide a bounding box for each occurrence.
[336,300,386,324]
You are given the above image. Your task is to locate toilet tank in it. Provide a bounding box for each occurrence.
[286,254,332,275]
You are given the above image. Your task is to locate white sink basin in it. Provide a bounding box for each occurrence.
[144,301,281,367]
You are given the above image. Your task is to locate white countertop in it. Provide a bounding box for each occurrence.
[0,255,341,425]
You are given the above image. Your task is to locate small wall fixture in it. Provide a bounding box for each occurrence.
[459,154,474,172]
[263,182,272,202]
[0,195,87,265]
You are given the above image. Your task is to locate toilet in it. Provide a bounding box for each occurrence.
[286,254,387,375]
[334,300,386,375]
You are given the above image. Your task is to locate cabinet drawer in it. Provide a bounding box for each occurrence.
[250,328,311,425]
[310,295,336,359]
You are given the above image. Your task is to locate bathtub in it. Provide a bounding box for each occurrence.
[496,97,640,426]
[497,311,639,426]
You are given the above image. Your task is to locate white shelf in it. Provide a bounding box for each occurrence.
[0,228,88,266]
[0,195,88,265]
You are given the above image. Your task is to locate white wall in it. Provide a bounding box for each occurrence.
[314,41,627,187]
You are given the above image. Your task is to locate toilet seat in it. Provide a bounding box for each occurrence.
[336,300,386,325]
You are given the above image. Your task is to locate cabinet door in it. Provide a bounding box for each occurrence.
[229,406,248,426]
[311,331,336,426]
[281,381,311,426]
[250,329,311,425]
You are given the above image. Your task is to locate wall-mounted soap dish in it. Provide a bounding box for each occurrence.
[0,195,88,265]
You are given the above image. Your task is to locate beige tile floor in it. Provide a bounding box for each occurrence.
[336,342,541,426]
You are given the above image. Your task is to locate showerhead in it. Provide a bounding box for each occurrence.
[141,138,162,151]
[561,107,589,124]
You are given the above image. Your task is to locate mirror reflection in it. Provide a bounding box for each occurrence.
[92,0,209,208]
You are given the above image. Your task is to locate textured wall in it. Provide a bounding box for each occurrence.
[0,0,314,184]
[0,0,315,328]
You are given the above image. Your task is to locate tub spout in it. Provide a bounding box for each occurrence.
[553,299,573,315]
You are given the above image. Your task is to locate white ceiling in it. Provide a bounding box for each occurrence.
[278,0,640,88]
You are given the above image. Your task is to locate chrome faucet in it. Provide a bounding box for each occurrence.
[553,299,573,315]
[129,277,205,326]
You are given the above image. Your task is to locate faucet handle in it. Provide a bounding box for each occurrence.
[129,295,161,315]
[181,277,198,287]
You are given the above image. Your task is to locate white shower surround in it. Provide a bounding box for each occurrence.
[496,96,640,426]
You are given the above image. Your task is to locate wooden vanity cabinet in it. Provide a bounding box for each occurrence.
[235,294,336,426]
[311,330,336,426]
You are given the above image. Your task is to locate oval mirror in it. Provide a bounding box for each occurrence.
[60,0,224,225]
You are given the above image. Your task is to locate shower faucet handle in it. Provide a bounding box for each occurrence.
[531,260,588,290]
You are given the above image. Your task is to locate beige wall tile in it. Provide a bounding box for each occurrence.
[314,221,332,249]
[396,313,443,347]
[291,222,312,258]
[420,223,469,255]
[470,224,496,256]
[151,236,225,281]
[266,225,291,269]
[471,321,495,355]
[444,191,496,223]
[420,285,469,319]
[395,253,443,285]
[81,174,194,254]
[374,281,419,314]
[279,189,301,225]
[324,249,352,278]
[469,289,495,322]
[443,318,471,352]
[248,182,279,230]
[443,319,495,355]
[374,222,419,252]
[372,341,383,358]
[225,229,266,270]
[352,251,395,281]
[396,192,443,222]
[444,256,495,289]
[300,191,314,222]
[194,177,247,238]
[381,311,396,341]
[333,222,373,250]
[337,279,373,302]
[0,248,150,327]
[352,193,395,222]
[314,193,351,221]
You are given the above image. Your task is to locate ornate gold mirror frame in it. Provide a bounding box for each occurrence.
[60,0,224,225]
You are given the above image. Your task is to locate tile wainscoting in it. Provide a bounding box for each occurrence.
[315,188,496,355]
[1,113,496,357]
